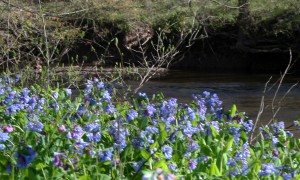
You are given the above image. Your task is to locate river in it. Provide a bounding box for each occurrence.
[134,71,300,129]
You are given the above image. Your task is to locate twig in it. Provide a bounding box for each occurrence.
[250,76,272,143]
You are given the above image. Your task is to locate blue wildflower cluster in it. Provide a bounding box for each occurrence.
[0,74,300,179]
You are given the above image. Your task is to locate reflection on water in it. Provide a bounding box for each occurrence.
[135,71,300,128]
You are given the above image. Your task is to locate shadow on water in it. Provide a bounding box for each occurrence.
[133,70,300,131]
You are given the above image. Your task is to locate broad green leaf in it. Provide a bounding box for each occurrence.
[158,124,168,145]
[230,104,237,118]
[209,160,221,176]
[154,152,165,159]
[153,160,169,172]
[224,137,234,153]
[210,126,219,138]
[35,163,47,170]
[79,176,92,180]
[141,150,151,159]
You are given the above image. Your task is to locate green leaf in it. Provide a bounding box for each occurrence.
[35,163,47,170]
[210,125,219,138]
[79,176,92,180]
[153,160,169,172]
[154,152,165,159]
[141,150,151,160]
[209,160,221,176]
[224,137,234,153]
[158,123,168,145]
[230,104,237,118]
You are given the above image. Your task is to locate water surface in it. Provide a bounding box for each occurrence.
[136,71,300,129]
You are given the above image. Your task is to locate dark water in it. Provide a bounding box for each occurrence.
[135,71,300,128]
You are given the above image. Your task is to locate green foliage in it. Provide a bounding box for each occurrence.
[0,73,300,179]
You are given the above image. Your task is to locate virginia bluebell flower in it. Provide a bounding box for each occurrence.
[6,104,19,115]
[65,89,72,96]
[0,132,9,142]
[15,146,37,169]
[243,120,253,133]
[53,152,64,167]
[145,104,156,117]
[227,158,237,166]
[294,120,300,130]
[168,163,177,172]
[227,169,239,177]
[132,138,145,149]
[96,81,105,89]
[127,110,138,121]
[272,136,279,146]
[260,163,276,176]
[106,104,116,114]
[162,145,173,159]
[235,142,251,161]
[98,148,114,162]
[186,107,196,120]
[27,120,44,133]
[102,90,111,102]
[182,121,200,137]
[84,123,100,132]
[86,132,101,142]
[0,144,5,150]
[145,126,159,134]
[67,126,83,140]
[187,140,200,152]
[188,158,198,170]
[133,161,144,172]
[53,91,59,99]
[272,121,285,134]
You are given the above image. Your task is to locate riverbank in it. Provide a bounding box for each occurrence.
[0,0,300,73]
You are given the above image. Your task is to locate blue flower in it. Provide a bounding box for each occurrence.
[65,89,72,96]
[87,132,101,142]
[102,90,111,102]
[272,121,285,134]
[260,163,276,176]
[182,121,200,137]
[272,136,279,146]
[162,145,173,160]
[145,104,156,117]
[84,123,100,132]
[15,146,37,169]
[0,132,9,142]
[187,141,200,152]
[106,104,116,114]
[145,126,159,134]
[27,121,44,132]
[6,104,19,115]
[243,120,253,133]
[227,158,237,166]
[294,120,300,130]
[188,158,198,170]
[227,169,239,177]
[0,144,5,150]
[187,107,196,120]
[96,81,105,89]
[127,110,138,121]
[99,148,114,162]
[53,91,59,99]
[138,92,147,98]
[235,142,251,161]
[168,163,177,172]
[133,161,144,172]
[53,152,64,167]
